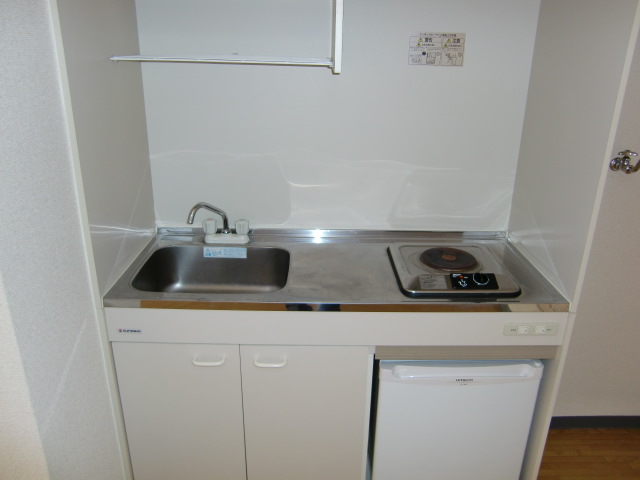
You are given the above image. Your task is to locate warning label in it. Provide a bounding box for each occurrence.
[409,32,466,66]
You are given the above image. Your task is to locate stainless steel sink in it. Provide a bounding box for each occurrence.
[131,245,290,294]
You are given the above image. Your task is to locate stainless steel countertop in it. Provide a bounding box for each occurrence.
[103,229,569,313]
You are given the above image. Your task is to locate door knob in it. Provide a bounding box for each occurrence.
[610,150,639,174]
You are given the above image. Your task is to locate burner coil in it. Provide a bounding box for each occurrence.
[419,247,479,271]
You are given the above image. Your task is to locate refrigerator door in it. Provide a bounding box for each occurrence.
[372,360,543,480]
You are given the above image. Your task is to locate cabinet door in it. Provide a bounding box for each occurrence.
[240,345,372,480]
[112,343,246,480]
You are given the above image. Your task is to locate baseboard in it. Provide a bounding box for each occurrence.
[550,416,640,429]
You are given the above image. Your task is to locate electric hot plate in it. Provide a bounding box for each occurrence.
[387,243,521,299]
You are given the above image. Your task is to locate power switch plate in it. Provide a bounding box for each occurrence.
[504,324,558,336]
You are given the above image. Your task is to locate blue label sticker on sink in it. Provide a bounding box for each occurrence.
[203,247,247,258]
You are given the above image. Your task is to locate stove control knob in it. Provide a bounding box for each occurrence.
[473,273,490,286]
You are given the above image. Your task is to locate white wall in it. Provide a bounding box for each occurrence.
[0,1,125,478]
[136,0,540,231]
[509,0,640,301]
[0,274,49,479]
[54,0,156,294]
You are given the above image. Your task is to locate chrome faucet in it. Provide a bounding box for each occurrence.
[186,202,230,233]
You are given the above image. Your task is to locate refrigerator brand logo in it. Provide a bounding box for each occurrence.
[455,378,474,382]
[118,328,142,334]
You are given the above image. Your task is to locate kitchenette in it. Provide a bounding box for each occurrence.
[46,0,640,479]
[103,226,569,479]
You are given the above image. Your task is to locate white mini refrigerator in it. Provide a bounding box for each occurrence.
[371,360,543,480]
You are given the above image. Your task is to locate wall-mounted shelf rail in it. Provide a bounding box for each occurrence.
[110,55,336,69]
[110,0,343,74]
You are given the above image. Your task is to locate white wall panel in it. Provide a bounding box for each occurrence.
[136,0,540,230]
[0,274,49,480]
[509,0,639,301]
[0,1,126,478]
[55,0,156,294]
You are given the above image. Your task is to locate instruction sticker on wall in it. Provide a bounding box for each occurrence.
[409,32,466,66]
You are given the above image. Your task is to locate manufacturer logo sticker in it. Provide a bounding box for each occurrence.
[118,328,142,334]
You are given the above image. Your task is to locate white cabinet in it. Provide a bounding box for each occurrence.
[112,342,371,480]
[112,343,246,480]
[241,345,371,480]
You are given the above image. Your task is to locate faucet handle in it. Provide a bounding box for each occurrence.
[203,218,218,243]
[203,218,217,234]
[235,219,250,235]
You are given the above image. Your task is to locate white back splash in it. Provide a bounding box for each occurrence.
[137,0,541,230]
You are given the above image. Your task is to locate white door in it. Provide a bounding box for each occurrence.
[112,343,247,480]
[240,345,371,480]
[555,28,640,415]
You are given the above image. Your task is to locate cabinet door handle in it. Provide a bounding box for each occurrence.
[253,356,287,368]
[192,355,226,367]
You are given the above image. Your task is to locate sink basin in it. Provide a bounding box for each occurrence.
[131,245,290,294]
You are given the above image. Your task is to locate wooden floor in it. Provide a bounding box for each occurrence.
[538,428,640,479]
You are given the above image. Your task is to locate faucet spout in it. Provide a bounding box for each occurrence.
[186,202,230,233]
